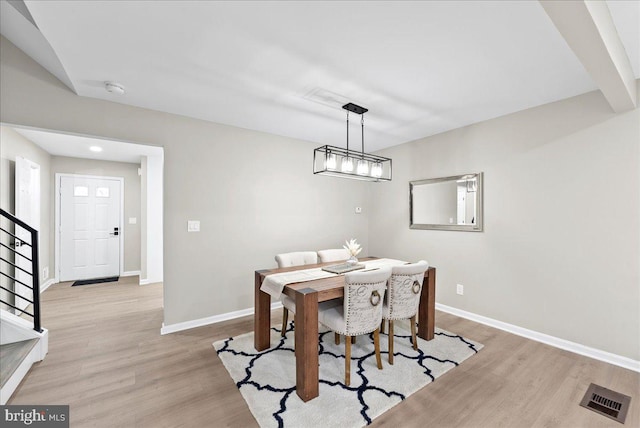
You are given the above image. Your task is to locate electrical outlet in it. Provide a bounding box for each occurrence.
[456,284,464,295]
[43,267,49,280]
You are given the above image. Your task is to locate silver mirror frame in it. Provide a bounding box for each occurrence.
[410,172,483,232]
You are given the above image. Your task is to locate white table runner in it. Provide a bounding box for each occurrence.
[260,258,407,299]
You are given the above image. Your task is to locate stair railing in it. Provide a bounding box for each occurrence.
[0,208,42,332]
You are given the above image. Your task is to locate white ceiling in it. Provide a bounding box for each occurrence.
[3,1,639,152]
[14,127,163,164]
[608,1,640,78]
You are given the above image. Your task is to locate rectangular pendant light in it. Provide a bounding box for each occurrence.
[313,145,392,181]
[313,103,392,182]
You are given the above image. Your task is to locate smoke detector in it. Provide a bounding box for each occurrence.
[105,82,125,95]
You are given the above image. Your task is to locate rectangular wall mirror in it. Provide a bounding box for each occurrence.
[410,172,483,231]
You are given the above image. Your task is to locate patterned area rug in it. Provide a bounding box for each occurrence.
[213,322,482,427]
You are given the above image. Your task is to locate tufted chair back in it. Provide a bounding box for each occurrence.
[381,260,429,363]
[275,251,318,268]
[274,251,318,338]
[317,267,392,385]
[342,267,391,336]
[317,248,351,263]
[383,261,429,320]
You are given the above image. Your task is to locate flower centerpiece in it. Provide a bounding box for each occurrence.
[343,238,362,265]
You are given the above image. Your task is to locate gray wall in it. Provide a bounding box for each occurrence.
[0,126,53,286]
[0,36,369,326]
[369,87,640,361]
[50,156,141,273]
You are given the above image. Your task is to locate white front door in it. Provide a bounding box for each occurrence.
[59,176,121,281]
[14,156,40,311]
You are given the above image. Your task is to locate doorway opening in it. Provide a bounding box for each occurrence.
[1,124,164,292]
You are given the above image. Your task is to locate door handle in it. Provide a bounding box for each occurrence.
[10,239,22,247]
[109,227,119,236]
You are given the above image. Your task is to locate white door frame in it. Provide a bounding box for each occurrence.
[55,173,125,281]
[15,156,40,311]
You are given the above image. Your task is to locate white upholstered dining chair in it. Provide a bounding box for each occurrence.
[381,260,429,364]
[318,267,392,386]
[317,248,350,263]
[274,251,318,337]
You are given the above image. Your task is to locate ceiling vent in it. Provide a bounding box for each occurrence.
[303,88,352,110]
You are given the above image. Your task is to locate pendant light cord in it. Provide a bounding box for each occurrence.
[346,111,350,152]
[361,115,365,158]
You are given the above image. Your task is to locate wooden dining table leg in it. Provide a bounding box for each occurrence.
[294,287,319,402]
[254,270,271,351]
[418,267,436,341]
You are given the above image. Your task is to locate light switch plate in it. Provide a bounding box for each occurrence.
[187,220,200,232]
[129,217,137,224]
[355,207,362,214]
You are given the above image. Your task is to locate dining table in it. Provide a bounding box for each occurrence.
[254,257,436,402]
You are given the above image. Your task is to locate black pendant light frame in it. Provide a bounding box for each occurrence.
[313,103,392,182]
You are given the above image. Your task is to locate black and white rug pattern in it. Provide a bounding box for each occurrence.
[214,322,482,428]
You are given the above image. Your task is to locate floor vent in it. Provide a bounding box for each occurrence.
[580,383,631,424]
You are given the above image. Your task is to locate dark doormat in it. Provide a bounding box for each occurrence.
[579,383,631,424]
[72,276,119,287]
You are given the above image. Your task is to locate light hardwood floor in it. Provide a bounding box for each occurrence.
[9,277,639,427]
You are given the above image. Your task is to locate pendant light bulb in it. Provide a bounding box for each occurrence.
[371,163,382,178]
[357,159,369,175]
[341,157,354,173]
[325,153,337,170]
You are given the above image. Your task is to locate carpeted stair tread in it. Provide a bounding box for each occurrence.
[0,338,38,388]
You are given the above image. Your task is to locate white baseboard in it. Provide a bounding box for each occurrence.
[122,270,141,277]
[40,278,56,293]
[139,277,163,286]
[161,301,284,335]
[436,303,640,373]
